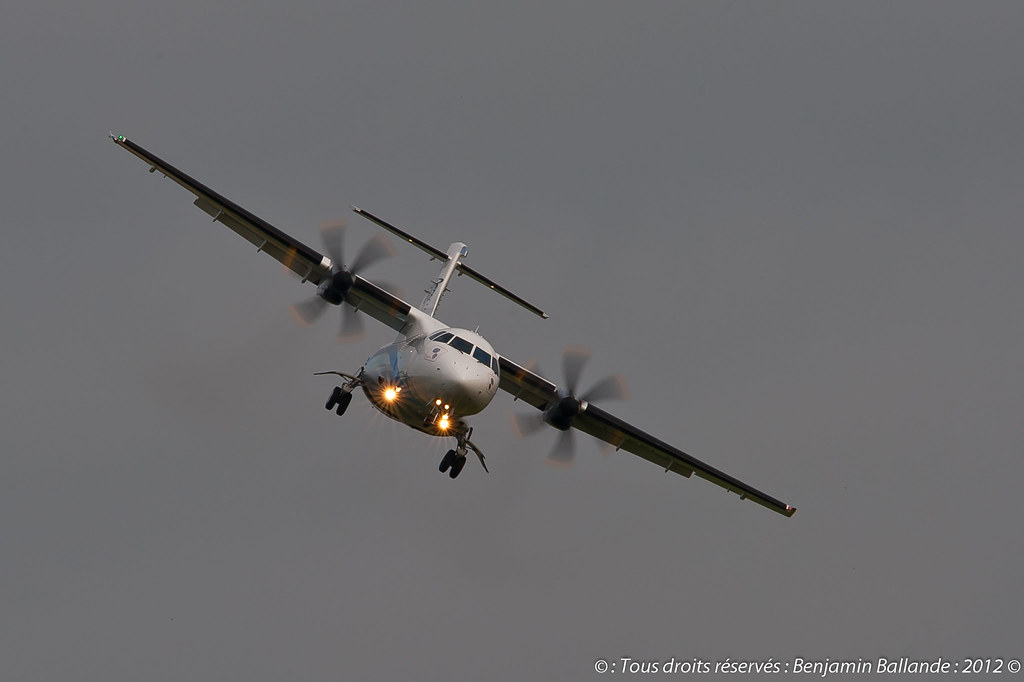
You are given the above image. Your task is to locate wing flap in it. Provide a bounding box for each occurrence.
[347,278,413,334]
[570,409,694,477]
[498,357,558,410]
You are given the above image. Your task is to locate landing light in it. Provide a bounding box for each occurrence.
[384,387,400,402]
[439,415,450,430]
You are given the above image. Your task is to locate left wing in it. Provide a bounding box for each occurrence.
[498,357,797,518]
[111,134,414,335]
[111,134,333,284]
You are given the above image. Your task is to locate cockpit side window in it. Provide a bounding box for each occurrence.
[449,336,474,354]
[472,346,493,369]
[490,356,500,374]
[431,331,454,343]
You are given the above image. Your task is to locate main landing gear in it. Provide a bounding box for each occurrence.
[325,386,352,415]
[438,429,488,479]
[317,371,363,416]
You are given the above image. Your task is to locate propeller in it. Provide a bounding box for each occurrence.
[290,220,396,341]
[512,346,629,466]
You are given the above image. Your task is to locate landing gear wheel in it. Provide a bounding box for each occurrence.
[449,455,467,479]
[334,392,353,416]
[325,386,343,410]
[439,449,456,473]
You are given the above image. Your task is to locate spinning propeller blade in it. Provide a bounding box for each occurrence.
[513,346,629,467]
[319,219,346,264]
[511,411,547,438]
[290,297,328,326]
[349,233,396,274]
[547,430,576,467]
[338,303,365,342]
[289,220,395,341]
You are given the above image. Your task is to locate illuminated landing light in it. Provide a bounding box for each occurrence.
[438,415,450,431]
[383,386,402,402]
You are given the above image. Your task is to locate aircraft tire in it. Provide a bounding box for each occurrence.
[439,449,455,473]
[334,392,353,416]
[449,455,467,479]
[326,386,343,410]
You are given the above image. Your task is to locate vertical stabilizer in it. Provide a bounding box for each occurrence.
[421,242,468,317]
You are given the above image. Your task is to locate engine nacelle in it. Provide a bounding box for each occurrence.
[544,395,582,431]
[317,270,354,305]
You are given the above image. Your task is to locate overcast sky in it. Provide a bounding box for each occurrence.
[3,2,1022,680]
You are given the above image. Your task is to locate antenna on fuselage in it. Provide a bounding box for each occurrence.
[351,206,549,319]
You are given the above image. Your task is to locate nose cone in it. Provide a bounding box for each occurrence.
[450,372,498,415]
[427,375,496,416]
[413,359,498,417]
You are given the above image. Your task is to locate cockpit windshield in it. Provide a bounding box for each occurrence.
[449,336,474,354]
[428,331,497,374]
[473,346,492,368]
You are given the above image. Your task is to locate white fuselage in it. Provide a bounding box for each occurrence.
[360,327,500,438]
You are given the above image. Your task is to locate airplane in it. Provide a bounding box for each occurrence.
[111,134,797,517]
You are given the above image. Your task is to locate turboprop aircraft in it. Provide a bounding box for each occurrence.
[111,134,796,517]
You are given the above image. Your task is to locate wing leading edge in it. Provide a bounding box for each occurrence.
[498,358,797,518]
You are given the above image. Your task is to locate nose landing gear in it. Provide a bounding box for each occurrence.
[438,429,488,479]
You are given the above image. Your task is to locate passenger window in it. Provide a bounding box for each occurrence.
[449,336,474,354]
[473,347,492,368]
[433,332,454,343]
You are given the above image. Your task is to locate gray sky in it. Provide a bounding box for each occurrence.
[3,2,1022,680]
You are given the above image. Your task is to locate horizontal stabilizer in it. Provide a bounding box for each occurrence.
[352,206,548,319]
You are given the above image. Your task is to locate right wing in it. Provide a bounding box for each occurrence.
[111,134,414,335]
[498,356,797,518]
